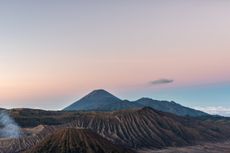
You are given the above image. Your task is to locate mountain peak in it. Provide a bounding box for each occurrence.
[91,89,108,92]
[64,89,122,111]
[138,97,153,101]
[84,89,121,101]
[88,89,114,96]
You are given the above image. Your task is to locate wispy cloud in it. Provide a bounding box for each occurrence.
[150,79,174,85]
[195,106,230,117]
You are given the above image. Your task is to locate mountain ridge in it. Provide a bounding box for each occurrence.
[64,89,208,117]
[134,97,207,116]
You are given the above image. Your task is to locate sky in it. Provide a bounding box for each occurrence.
[0,1,230,115]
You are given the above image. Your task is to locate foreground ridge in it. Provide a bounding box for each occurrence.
[24,128,133,153]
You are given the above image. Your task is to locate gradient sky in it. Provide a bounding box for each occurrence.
[0,1,230,115]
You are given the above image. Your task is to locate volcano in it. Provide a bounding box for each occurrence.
[64,89,142,111]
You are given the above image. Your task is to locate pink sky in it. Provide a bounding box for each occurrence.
[0,1,230,109]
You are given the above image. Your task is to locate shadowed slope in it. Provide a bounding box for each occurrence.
[25,128,133,153]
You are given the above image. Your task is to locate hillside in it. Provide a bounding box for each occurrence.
[24,128,132,153]
[64,107,229,148]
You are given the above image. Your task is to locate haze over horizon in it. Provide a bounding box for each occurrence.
[1,1,230,116]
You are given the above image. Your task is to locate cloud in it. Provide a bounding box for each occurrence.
[150,79,174,85]
[195,106,230,117]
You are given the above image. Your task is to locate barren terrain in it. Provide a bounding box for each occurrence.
[138,141,230,153]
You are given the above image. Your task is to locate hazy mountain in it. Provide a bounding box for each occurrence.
[24,128,132,153]
[134,98,208,117]
[64,89,207,117]
[0,108,6,111]
[64,89,142,111]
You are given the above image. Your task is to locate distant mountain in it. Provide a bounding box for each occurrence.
[64,89,142,111]
[134,98,208,117]
[63,89,208,117]
[25,128,132,153]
